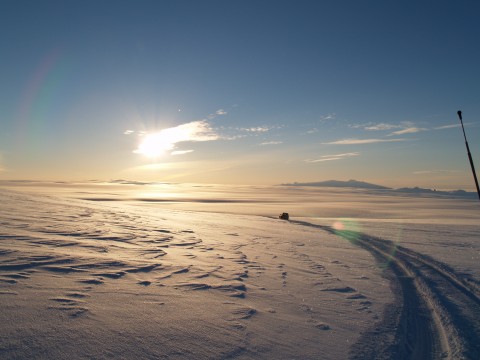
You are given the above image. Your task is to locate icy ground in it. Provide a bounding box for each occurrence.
[0,183,479,359]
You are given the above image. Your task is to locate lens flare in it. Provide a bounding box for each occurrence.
[16,48,68,153]
[378,222,403,270]
[332,218,404,271]
[332,218,361,244]
[332,221,345,231]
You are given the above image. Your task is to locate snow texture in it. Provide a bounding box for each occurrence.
[0,183,479,359]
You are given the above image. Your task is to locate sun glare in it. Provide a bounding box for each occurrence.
[135,133,170,158]
[134,121,219,158]
[135,128,184,158]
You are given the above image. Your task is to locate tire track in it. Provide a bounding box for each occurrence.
[291,220,480,360]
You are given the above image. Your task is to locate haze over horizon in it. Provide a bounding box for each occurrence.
[1,1,480,190]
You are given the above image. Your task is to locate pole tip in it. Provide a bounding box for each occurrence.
[457,110,462,120]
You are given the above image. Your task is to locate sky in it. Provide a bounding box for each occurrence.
[1,0,479,189]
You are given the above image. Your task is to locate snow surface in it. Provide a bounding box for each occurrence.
[0,182,479,359]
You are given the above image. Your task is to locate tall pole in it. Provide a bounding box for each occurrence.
[457,110,480,201]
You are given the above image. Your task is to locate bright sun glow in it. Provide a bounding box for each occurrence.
[134,121,219,158]
[135,131,177,158]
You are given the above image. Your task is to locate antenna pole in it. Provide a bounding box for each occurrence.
[457,111,480,200]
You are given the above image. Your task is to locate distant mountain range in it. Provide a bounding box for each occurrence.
[394,187,477,198]
[281,180,478,199]
[282,180,391,190]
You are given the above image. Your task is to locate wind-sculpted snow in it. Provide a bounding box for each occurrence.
[292,219,480,359]
[0,187,478,359]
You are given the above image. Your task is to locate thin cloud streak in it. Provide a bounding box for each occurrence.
[305,152,359,162]
[259,141,283,146]
[323,138,407,145]
[171,150,194,155]
[207,108,228,119]
[364,123,403,131]
[220,124,279,141]
[239,126,273,133]
[319,113,336,121]
[388,127,427,136]
[353,121,416,132]
[434,124,461,130]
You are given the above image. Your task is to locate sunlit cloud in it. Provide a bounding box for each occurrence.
[364,123,402,131]
[434,124,461,130]
[323,138,407,145]
[134,120,219,158]
[352,121,417,132]
[171,150,194,155]
[306,128,318,134]
[124,130,134,135]
[241,126,273,133]
[319,113,336,121]
[305,152,359,162]
[207,108,228,119]
[259,141,283,146]
[388,127,427,136]
[222,134,247,140]
[220,124,281,141]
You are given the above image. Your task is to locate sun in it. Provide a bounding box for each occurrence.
[133,120,218,158]
[135,131,178,158]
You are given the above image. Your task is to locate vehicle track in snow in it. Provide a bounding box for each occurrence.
[292,220,480,360]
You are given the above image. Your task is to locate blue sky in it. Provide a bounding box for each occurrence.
[1,0,479,189]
